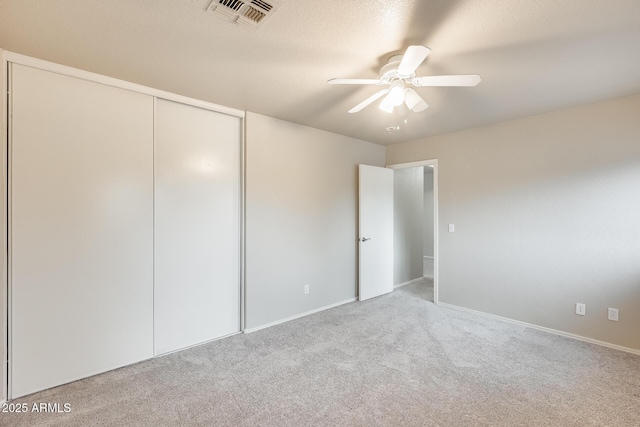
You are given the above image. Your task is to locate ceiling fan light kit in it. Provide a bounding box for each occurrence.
[329,45,481,115]
[404,88,428,112]
[387,81,405,106]
[379,95,396,113]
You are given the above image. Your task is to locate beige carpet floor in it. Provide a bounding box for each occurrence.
[2,280,639,426]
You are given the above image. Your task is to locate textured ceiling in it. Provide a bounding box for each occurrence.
[1,0,639,145]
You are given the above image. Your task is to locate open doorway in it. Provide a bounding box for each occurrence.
[423,167,435,282]
[388,160,438,303]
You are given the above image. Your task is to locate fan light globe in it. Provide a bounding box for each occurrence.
[388,81,405,106]
[378,95,395,113]
[404,88,421,110]
[379,81,405,113]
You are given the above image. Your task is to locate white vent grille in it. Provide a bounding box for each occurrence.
[207,0,280,31]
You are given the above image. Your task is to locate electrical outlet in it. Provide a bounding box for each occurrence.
[304,285,309,295]
[575,303,586,316]
[608,308,619,321]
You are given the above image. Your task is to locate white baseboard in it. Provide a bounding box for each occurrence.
[423,256,434,259]
[244,298,357,334]
[437,302,640,356]
[154,331,242,358]
[394,277,424,289]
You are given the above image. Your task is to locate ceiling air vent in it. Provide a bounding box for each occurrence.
[207,0,280,31]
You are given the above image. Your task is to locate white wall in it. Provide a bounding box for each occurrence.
[245,112,385,330]
[393,167,424,285]
[387,93,640,351]
[423,169,434,258]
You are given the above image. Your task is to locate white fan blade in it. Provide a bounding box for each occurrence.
[397,46,431,76]
[348,89,389,113]
[412,74,481,87]
[404,88,428,112]
[328,78,382,85]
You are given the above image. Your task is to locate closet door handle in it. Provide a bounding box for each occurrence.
[360,237,371,242]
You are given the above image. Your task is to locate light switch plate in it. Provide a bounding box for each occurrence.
[448,224,455,233]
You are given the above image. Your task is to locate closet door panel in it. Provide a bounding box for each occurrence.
[154,99,241,355]
[10,64,154,398]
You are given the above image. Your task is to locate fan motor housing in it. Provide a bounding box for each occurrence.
[380,55,414,83]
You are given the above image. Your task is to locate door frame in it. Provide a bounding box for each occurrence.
[386,159,439,304]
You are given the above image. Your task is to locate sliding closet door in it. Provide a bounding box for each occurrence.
[10,64,154,398]
[154,99,241,355]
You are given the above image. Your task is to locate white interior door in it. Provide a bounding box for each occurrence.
[154,99,241,355]
[358,164,394,301]
[10,64,154,398]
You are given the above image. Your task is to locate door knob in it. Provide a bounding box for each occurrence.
[360,237,371,242]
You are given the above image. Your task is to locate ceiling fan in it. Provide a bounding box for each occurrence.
[328,46,481,114]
